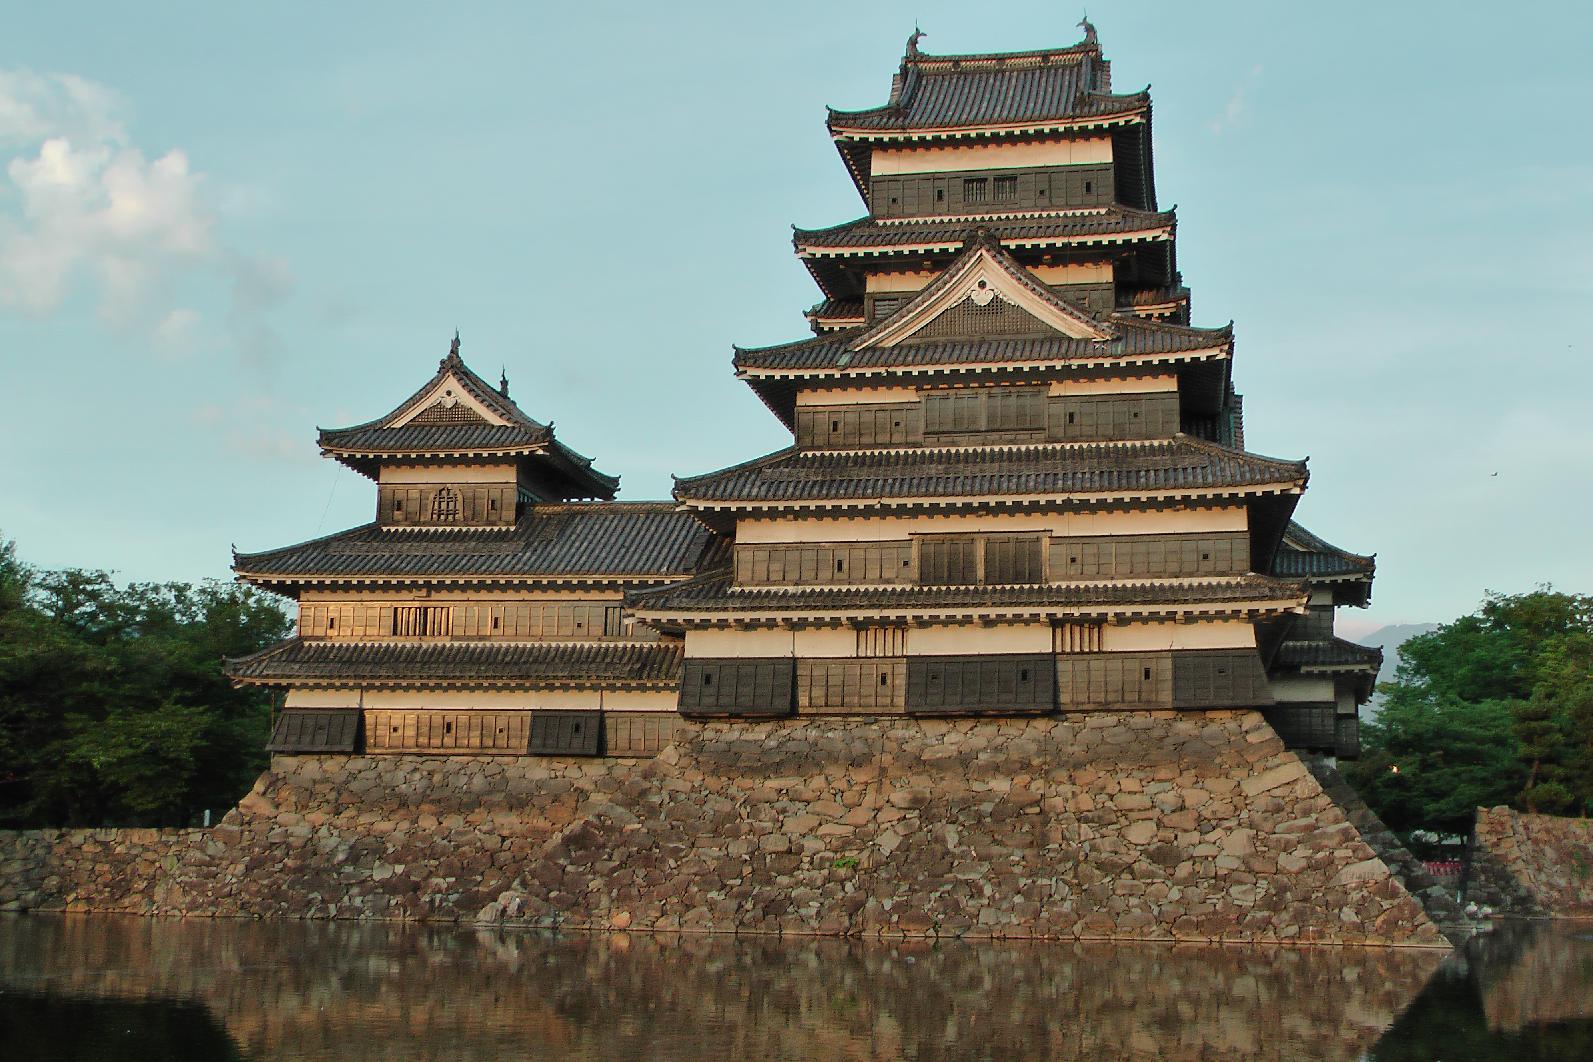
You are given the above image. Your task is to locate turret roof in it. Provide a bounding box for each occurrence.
[827,39,1145,135]
[317,340,618,498]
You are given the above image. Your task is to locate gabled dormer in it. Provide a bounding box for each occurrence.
[851,231,1117,347]
[318,336,618,528]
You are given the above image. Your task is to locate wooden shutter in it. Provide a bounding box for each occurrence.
[267,709,361,753]
[527,711,602,756]
[984,535,1044,584]
[919,537,979,585]
[1056,652,1172,708]
[906,655,1055,716]
[796,659,907,713]
[603,712,678,757]
[678,659,795,718]
[1171,650,1274,708]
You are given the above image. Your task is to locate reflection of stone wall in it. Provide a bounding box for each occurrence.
[1476,922,1593,1031]
[0,711,1447,945]
[0,916,1445,1062]
[1467,807,1593,917]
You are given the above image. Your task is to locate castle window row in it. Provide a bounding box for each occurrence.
[870,164,1114,219]
[379,483,519,527]
[732,531,1252,587]
[298,601,638,641]
[679,649,1272,718]
[795,390,1180,449]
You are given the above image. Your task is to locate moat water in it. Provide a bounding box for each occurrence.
[0,916,1589,1061]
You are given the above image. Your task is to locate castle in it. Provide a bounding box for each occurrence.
[230,28,1380,762]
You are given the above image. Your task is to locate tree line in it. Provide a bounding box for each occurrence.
[0,536,291,828]
[1345,589,1593,838]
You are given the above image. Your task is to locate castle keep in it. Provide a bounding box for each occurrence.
[230,29,1379,760]
[81,27,1449,945]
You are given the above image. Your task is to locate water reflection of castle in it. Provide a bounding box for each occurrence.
[2,916,1450,1061]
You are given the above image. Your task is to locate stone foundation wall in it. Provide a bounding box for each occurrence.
[1466,806,1593,917]
[0,710,1447,945]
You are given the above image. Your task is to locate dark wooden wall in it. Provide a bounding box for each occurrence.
[870,163,1115,218]
[796,390,1179,449]
[378,483,517,528]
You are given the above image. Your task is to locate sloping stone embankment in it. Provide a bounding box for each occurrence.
[0,710,1448,946]
[1466,806,1593,917]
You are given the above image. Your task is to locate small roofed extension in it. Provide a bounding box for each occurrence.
[632,27,1374,754]
[226,337,724,759]
[1262,522,1382,757]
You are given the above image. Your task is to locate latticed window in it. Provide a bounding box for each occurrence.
[430,487,461,523]
[410,400,486,425]
[962,177,988,203]
[993,175,1018,202]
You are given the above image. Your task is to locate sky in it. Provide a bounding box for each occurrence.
[2,0,1590,637]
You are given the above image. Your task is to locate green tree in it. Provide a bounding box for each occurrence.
[1346,588,1593,835]
[0,534,291,828]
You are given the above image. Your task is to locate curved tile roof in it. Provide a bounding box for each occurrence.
[234,503,723,586]
[673,438,1306,507]
[1272,522,1376,580]
[735,317,1230,374]
[227,638,682,687]
[631,569,1306,618]
[828,44,1144,133]
[1274,637,1383,672]
[795,208,1173,253]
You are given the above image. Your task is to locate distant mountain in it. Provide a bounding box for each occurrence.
[1355,623,1440,721]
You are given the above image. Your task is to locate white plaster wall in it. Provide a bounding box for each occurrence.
[735,507,1249,545]
[1105,620,1257,651]
[871,138,1113,175]
[378,464,519,484]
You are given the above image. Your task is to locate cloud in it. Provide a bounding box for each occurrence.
[1209,65,1262,135]
[151,306,200,356]
[0,67,290,357]
[188,394,309,463]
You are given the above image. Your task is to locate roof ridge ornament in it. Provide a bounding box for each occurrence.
[906,27,924,58]
[1078,13,1098,46]
[499,365,510,399]
[441,329,462,371]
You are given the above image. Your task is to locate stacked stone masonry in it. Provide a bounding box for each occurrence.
[0,711,1446,946]
[1466,806,1593,917]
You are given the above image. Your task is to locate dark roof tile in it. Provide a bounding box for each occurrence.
[228,638,682,687]
[674,438,1305,507]
[736,316,1229,374]
[795,208,1172,252]
[1275,637,1383,672]
[234,503,723,586]
[829,46,1144,132]
[632,570,1306,618]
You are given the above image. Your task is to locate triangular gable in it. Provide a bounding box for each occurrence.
[389,368,511,428]
[853,235,1115,348]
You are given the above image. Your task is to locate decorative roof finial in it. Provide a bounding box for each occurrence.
[906,26,925,58]
[450,330,461,357]
[1078,13,1098,46]
[499,365,510,399]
